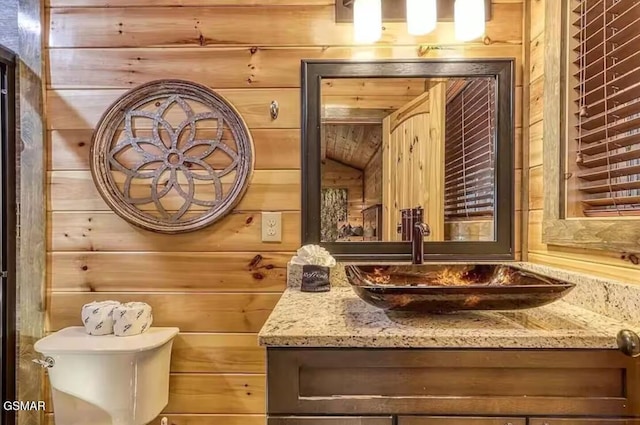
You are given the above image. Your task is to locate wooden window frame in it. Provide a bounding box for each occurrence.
[542,0,640,253]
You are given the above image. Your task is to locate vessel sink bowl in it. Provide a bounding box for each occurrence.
[345,264,575,313]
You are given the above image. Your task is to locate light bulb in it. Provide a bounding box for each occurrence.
[354,0,382,44]
[406,0,437,36]
[454,0,485,41]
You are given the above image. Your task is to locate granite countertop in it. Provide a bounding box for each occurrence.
[258,286,636,349]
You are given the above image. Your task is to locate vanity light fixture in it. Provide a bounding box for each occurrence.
[454,0,485,41]
[353,0,382,43]
[336,0,491,43]
[406,0,437,36]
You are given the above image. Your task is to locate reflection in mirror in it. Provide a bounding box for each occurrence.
[320,77,496,243]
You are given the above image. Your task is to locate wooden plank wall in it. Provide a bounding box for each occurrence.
[45,0,524,423]
[445,220,494,241]
[525,0,640,285]
[364,147,382,209]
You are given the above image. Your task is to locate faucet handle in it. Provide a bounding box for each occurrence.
[412,206,424,222]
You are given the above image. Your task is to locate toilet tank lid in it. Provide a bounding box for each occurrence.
[34,327,180,354]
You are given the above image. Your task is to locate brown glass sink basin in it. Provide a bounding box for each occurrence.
[345,264,575,313]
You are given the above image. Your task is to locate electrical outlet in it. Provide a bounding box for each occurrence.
[262,212,282,242]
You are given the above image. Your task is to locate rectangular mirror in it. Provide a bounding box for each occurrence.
[320,76,496,243]
[302,59,514,261]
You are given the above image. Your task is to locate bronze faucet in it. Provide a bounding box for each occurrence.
[412,207,431,265]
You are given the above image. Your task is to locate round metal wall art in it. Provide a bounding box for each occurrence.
[90,79,254,233]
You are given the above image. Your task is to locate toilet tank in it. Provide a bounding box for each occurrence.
[34,327,179,425]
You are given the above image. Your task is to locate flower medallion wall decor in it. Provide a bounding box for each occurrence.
[90,80,254,233]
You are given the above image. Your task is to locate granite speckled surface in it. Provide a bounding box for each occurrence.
[514,262,640,327]
[259,286,636,349]
[288,261,640,326]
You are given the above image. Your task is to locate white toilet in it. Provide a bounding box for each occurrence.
[34,326,179,425]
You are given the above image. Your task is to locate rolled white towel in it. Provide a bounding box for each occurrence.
[81,301,121,335]
[113,302,153,337]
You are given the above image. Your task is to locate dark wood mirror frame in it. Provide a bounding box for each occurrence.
[301,59,515,261]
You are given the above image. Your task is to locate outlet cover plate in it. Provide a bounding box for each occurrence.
[262,212,282,242]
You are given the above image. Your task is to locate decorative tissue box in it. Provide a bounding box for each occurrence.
[300,265,330,292]
[287,244,335,292]
[287,262,303,288]
[287,262,331,292]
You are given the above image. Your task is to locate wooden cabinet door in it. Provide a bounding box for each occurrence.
[398,417,525,425]
[530,419,640,425]
[268,349,639,417]
[268,417,393,425]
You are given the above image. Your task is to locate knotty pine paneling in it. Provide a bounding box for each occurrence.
[47,88,300,129]
[48,4,522,48]
[49,170,301,211]
[49,293,280,332]
[48,211,301,251]
[525,0,640,281]
[322,78,427,97]
[529,0,545,40]
[47,45,524,89]
[529,120,543,168]
[514,86,523,128]
[171,333,265,373]
[515,126,523,169]
[529,32,544,82]
[46,85,521,130]
[46,0,525,420]
[528,165,543,210]
[364,147,382,209]
[164,374,265,414]
[528,76,543,125]
[49,129,300,170]
[48,0,334,5]
[515,169,523,212]
[323,94,423,111]
[49,252,288,292]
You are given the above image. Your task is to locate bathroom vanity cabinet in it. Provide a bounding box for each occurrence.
[260,282,640,425]
[266,348,640,424]
[268,418,393,425]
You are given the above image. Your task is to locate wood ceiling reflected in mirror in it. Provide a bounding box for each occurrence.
[322,78,429,125]
[302,60,514,261]
[322,124,382,170]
